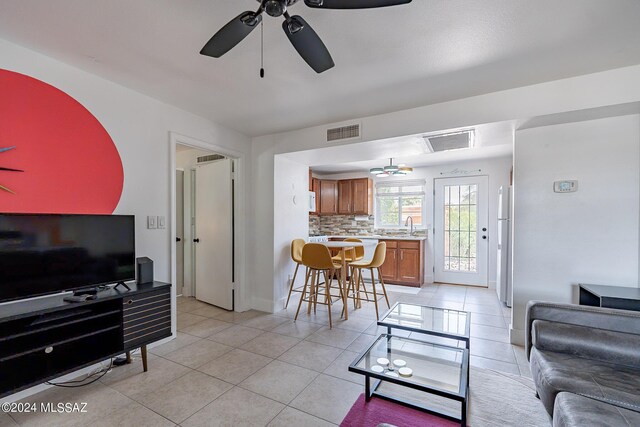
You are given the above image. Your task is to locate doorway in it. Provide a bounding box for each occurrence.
[174,144,235,310]
[434,176,489,286]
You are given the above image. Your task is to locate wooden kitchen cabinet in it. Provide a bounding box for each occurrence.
[380,241,398,282]
[352,178,372,215]
[311,177,372,216]
[336,178,373,215]
[319,180,338,215]
[380,239,424,287]
[337,180,353,214]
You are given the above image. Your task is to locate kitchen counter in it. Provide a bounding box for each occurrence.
[329,234,427,241]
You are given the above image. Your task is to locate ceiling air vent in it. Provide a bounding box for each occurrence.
[327,123,361,142]
[196,154,225,164]
[423,130,475,153]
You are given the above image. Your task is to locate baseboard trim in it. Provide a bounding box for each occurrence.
[252,296,276,313]
[510,327,525,346]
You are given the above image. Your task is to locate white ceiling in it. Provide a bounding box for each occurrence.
[305,120,515,173]
[1,1,639,137]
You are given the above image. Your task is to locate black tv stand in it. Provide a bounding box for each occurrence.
[114,281,131,291]
[0,281,171,398]
[73,287,98,296]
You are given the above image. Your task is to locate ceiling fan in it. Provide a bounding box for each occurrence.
[200,0,412,74]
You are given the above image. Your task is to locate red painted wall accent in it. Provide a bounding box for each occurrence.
[0,69,124,214]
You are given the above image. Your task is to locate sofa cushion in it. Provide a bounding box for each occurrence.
[532,319,640,368]
[553,392,640,427]
[531,347,640,415]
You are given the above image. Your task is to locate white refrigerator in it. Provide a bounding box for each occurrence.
[496,186,512,307]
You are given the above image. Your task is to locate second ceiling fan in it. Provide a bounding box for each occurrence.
[200,0,412,74]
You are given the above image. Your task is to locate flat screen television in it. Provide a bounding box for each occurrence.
[0,214,135,303]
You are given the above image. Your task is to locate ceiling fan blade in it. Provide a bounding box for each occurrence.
[200,11,262,58]
[282,15,334,73]
[304,0,411,9]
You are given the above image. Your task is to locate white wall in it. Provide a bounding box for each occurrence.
[273,156,310,309]
[316,156,512,286]
[0,37,252,402]
[511,114,640,344]
[176,148,218,169]
[252,65,640,316]
[0,38,251,314]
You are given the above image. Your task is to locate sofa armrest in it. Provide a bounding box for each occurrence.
[525,300,640,360]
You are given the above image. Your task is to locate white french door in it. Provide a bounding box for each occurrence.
[194,159,234,310]
[434,176,488,286]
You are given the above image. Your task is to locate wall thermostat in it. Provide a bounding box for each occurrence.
[554,180,578,193]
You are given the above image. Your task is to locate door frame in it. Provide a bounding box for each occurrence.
[433,175,489,287]
[169,132,248,330]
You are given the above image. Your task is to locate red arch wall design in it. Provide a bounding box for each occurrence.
[0,69,124,214]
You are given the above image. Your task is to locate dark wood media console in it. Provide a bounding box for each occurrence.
[0,281,171,398]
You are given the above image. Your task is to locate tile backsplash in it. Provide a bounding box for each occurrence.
[309,214,427,237]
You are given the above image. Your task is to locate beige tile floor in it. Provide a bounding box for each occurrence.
[4,284,531,427]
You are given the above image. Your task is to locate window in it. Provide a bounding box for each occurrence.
[375,180,426,229]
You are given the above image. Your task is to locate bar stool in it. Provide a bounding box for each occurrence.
[284,239,306,308]
[331,238,365,262]
[332,238,368,302]
[348,241,391,319]
[294,243,344,328]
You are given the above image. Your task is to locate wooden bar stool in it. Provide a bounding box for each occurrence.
[284,239,306,308]
[348,241,391,319]
[294,243,344,328]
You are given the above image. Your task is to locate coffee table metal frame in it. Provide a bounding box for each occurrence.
[378,302,471,349]
[349,333,469,426]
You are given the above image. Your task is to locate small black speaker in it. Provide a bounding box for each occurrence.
[136,257,154,284]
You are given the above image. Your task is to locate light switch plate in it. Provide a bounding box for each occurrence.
[147,215,157,229]
[554,180,578,193]
[157,216,166,229]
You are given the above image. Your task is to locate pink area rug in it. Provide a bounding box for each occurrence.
[340,394,460,427]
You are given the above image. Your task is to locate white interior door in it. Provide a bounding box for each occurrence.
[175,170,184,296]
[434,176,489,286]
[195,159,233,310]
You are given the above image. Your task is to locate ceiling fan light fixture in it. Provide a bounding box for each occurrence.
[371,158,412,177]
[265,0,287,17]
[200,0,412,73]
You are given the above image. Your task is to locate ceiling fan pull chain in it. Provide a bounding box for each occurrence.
[260,20,265,78]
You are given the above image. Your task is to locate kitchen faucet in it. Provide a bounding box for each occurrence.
[405,216,415,236]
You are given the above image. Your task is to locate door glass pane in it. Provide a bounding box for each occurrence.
[443,184,477,273]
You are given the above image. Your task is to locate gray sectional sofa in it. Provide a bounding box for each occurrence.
[526,301,640,426]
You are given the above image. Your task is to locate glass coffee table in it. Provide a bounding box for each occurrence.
[378,302,471,350]
[349,334,469,426]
